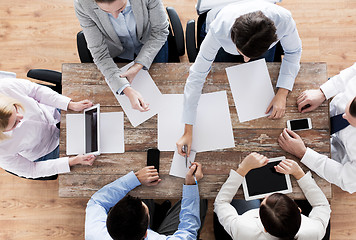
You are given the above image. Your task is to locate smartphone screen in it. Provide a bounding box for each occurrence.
[147,148,160,172]
[289,118,310,131]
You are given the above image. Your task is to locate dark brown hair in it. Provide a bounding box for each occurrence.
[350,96,356,117]
[106,195,148,240]
[259,193,301,239]
[231,11,277,59]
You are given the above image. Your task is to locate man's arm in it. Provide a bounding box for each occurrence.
[85,172,141,240]
[301,148,356,194]
[168,163,203,239]
[320,62,356,100]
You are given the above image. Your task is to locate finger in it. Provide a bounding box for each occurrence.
[148,179,161,186]
[296,94,306,105]
[268,108,277,119]
[187,164,197,176]
[282,128,292,139]
[146,166,155,170]
[187,144,191,157]
[148,175,160,182]
[285,128,299,139]
[176,143,186,156]
[265,102,273,114]
[275,165,285,174]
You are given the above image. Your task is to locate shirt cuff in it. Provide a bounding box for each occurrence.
[117,83,130,95]
[120,171,142,189]
[296,171,312,187]
[182,184,199,199]
[300,147,319,169]
[276,74,295,91]
[230,169,244,181]
[58,157,70,174]
[320,79,337,100]
[58,96,71,111]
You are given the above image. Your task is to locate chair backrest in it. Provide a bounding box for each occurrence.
[27,69,62,94]
[77,8,185,64]
[77,31,94,63]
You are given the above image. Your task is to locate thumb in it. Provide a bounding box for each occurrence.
[187,164,197,175]
[265,101,273,114]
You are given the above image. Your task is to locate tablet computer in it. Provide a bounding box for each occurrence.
[242,156,292,201]
[84,104,100,155]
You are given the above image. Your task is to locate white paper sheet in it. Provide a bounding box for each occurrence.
[106,62,163,127]
[225,59,275,123]
[66,112,124,155]
[158,91,235,152]
[169,150,197,179]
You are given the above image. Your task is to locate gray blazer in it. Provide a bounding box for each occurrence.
[74,0,169,89]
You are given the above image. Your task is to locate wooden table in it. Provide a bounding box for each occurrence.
[59,62,331,199]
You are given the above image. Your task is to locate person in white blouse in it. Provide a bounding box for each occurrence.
[0,76,96,179]
[176,0,302,156]
[214,152,331,239]
[278,63,356,193]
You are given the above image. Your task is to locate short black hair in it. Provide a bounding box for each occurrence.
[106,195,148,240]
[260,193,301,239]
[231,11,278,59]
[350,96,356,117]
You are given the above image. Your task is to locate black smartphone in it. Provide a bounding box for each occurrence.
[147,148,160,172]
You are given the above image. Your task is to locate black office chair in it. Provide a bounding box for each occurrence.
[76,7,185,63]
[185,12,284,63]
[27,69,62,94]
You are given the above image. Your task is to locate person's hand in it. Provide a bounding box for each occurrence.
[123,86,150,112]
[176,124,193,157]
[68,100,93,112]
[120,63,143,83]
[297,89,326,113]
[237,152,269,176]
[135,166,161,186]
[278,128,307,159]
[69,154,96,166]
[275,159,305,180]
[185,162,203,185]
[266,88,289,119]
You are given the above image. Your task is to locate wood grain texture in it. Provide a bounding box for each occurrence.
[58,62,331,199]
[1,0,356,239]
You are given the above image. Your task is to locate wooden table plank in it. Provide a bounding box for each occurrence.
[59,62,331,199]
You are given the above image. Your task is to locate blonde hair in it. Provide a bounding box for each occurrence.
[0,94,24,141]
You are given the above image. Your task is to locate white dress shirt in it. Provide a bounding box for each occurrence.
[183,0,302,124]
[301,63,356,193]
[214,170,331,240]
[0,77,71,178]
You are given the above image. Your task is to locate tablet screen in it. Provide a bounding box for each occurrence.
[85,108,98,154]
[245,160,288,196]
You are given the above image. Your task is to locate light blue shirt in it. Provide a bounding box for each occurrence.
[108,0,143,61]
[85,171,201,240]
[183,0,302,124]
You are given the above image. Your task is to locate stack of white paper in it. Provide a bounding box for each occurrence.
[158,91,235,152]
[225,59,275,122]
